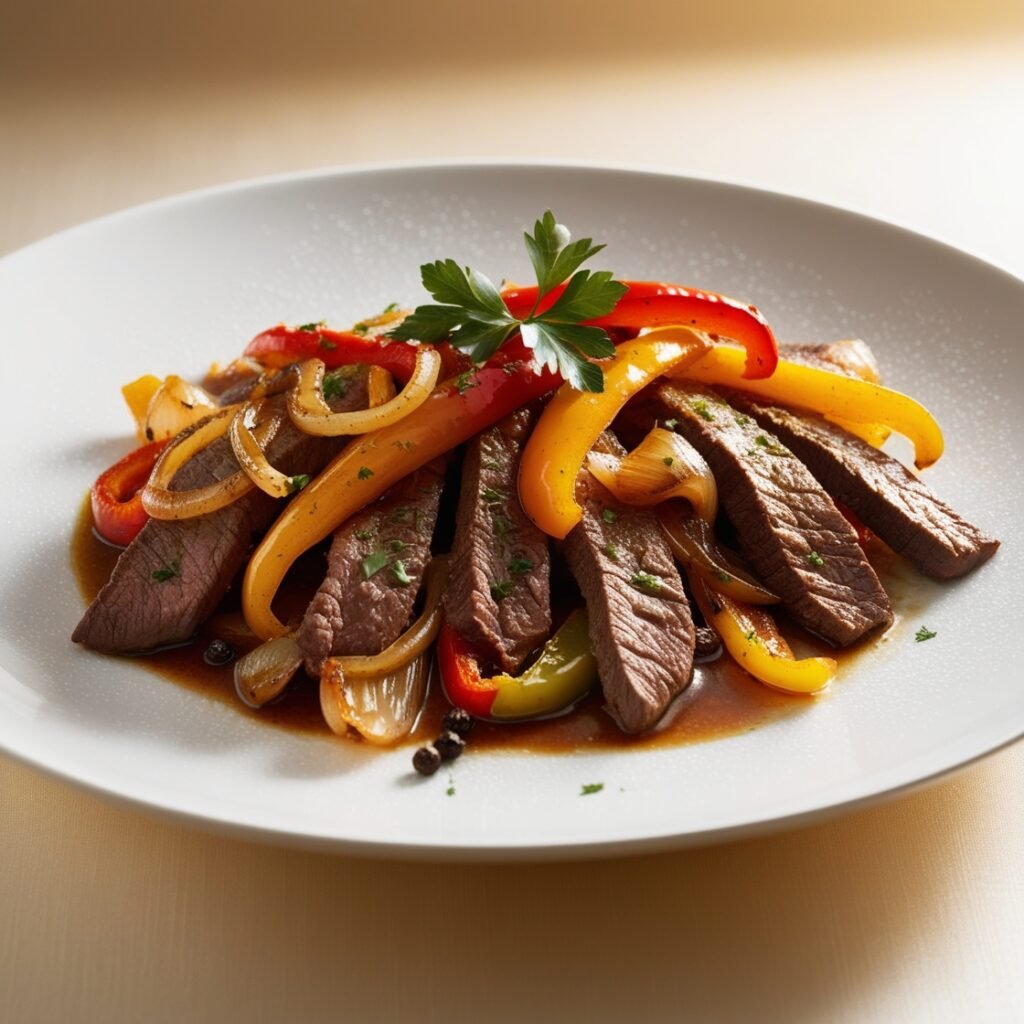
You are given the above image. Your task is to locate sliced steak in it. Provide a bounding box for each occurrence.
[72,368,370,654]
[624,383,892,646]
[444,408,551,674]
[563,432,695,734]
[298,462,445,677]
[780,339,881,382]
[735,403,999,579]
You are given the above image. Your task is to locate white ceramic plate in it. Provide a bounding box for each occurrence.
[1,162,1021,860]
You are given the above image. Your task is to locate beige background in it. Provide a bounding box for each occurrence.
[3,3,1024,1021]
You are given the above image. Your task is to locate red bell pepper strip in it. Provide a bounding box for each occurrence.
[502,280,778,380]
[437,611,597,721]
[243,326,468,382]
[90,439,168,547]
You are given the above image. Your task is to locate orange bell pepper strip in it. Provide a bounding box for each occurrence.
[518,327,712,539]
[675,345,944,469]
[503,280,778,380]
[90,439,168,547]
[688,574,836,694]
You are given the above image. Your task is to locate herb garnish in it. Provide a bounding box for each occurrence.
[318,336,337,351]
[714,569,732,583]
[508,556,534,577]
[915,626,937,643]
[663,456,674,467]
[482,458,501,471]
[361,551,390,579]
[388,211,627,393]
[493,514,513,539]
[662,418,678,430]
[152,556,182,583]
[580,783,604,796]
[734,412,751,427]
[806,551,824,567]
[601,507,618,525]
[744,630,757,642]
[454,371,479,394]
[481,486,506,505]
[602,543,620,561]
[288,474,310,494]
[392,560,412,586]
[490,580,514,602]
[392,439,415,450]
[388,539,406,553]
[322,371,350,402]
[297,320,325,332]
[357,466,374,480]
[629,571,662,595]
[354,528,374,541]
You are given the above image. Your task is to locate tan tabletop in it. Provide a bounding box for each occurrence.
[3,4,1023,1021]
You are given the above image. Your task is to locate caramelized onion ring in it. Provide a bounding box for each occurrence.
[288,348,441,436]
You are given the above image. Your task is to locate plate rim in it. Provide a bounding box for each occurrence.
[2,158,1021,859]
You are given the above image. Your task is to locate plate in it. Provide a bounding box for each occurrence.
[1,162,1021,860]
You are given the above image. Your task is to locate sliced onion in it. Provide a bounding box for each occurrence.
[658,503,779,605]
[234,634,304,708]
[141,405,259,520]
[287,348,441,436]
[229,399,293,498]
[587,427,719,522]
[320,653,430,745]
[144,375,220,442]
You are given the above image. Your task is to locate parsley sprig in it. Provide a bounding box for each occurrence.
[388,211,626,393]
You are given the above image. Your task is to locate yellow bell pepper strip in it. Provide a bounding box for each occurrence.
[243,360,561,640]
[437,609,597,720]
[518,327,712,539]
[688,573,836,694]
[675,345,944,469]
[121,374,162,443]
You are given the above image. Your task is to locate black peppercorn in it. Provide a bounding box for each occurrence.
[435,730,465,762]
[203,638,235,666]
[694,626,722,661]
[441,707,474,738]
[412,745,442,776]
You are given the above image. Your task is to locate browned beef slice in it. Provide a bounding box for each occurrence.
[631,383,892,646]
[443,408,551,674]
[72,369,370,654]
[298,462,445,677]
[562,433,695,734]
[738,403,999,580]
[780,339,881,382]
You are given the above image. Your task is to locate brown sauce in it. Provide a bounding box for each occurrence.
[71,499,913,753]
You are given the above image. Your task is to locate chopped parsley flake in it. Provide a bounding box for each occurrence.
[354,528,374,541]
[318,336,337,351]
[482,459,501,471]
[691,398,714,421]
[754,434,789,456]
[602,543,620,561]
[352,322,368,335]
[662,418,678,430]
[915,625,937,643]
[508,556,534,577]
[714,569,732,583]
[297,321,324,332]
[288,474,310,494]
[388,539,406,553]
[322,371,350,402]
[580,783,604,796]
[151,556,181,583]
[490,579,514,602]
[361,551,390,579]
[357,466,374,480]
[734,412,751,427]
[493,514,513,539]
[382,302,400,314]
[744,629,757,643]
[391,560,412,586]
[601,507,618,525]
[806,551,825,567]
[629,571,662,595]
[481,486,506,505]
[663,456,674,467]
[392,439,415,450]
[454,371,479,394]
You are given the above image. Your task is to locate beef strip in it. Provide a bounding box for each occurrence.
[72,368,370,654]
[298,461,445,677]
[443,408,551,674]
[780,339,881,382]
[734,402,999,579]
[623,383,892,646]
[562,432,695,734]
